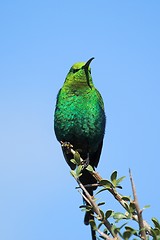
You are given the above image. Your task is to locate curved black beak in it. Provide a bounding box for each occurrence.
[82,57,94,89]
[83,57,94,69]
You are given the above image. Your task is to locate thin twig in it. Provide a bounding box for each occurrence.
[78,189,91,206]
[129,169,147,240]
[75,176,118,238]
[89,169,151,234]
[97,229,114,240]
[76,183,100,189]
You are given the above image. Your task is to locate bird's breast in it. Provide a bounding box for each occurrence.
[54,90,105,152]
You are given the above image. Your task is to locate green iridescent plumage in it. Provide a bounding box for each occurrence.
[54,58,105,167]
[54,58,106,239]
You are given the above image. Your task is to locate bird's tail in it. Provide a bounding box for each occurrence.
[79,169,97,240]
[84,191,96,240]
[83,187,94,225]
[91,227,97,240]
[84,188,97,240]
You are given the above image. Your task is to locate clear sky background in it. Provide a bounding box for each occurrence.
[0,1,160,239]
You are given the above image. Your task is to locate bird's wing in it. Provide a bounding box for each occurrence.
[91,140,104,168]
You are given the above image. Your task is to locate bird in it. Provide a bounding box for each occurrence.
[54,57,106,239]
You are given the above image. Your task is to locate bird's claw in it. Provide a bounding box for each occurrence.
[81,155,90,168]
[60,141,73,154]
[60,141,73,148]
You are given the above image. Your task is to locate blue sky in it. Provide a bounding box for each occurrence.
[0,1,160,239]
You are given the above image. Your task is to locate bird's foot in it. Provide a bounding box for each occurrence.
[81,154,90,168]
[60,141,73,154]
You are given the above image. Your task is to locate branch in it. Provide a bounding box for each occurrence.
[97,229,117,240]
[129,169,147,239]
[61,142,151,238]
[73,174,119,239]
[89,169,151,235]
[76,183,100,189]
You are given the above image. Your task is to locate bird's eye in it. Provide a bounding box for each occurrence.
[72,68,79,73]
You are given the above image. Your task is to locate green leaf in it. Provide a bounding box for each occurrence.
[81,207,92,212]
[129,202,136,213]
[110,171,117,185]
[74,151,81,165]
[111,224,120,234]
[70,170,77,178]
[125,226,137,233]
[150,228,158,238]
[70,158,77,165]
[97,222,103,229]
[152,228,160,235]
[76,165,82,176]
[121,196,131,202]
[116,176,126,185]
[86,165,94,172]
[79,205,86,208]
[116,185,123,189]
[98,202,105,206]
[143,205,150,209]
[123,230,132,239]
[113,212,127,220]
[152,217,160,229]
[99,210,104,220]
[79,204,93,212]
[80,208,89,212]
[105,210,113,219]
[99,179,113,188]
[124,202,130,212]
[155,228,160,234]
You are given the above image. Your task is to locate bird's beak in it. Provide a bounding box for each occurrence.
[83,57,94,69]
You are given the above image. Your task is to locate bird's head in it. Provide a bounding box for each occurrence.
[64,57,94,89]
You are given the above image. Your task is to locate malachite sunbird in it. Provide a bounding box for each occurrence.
[54,58,106,240]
